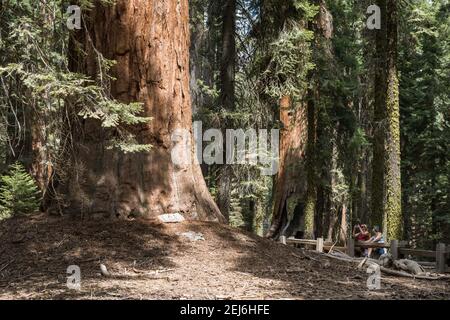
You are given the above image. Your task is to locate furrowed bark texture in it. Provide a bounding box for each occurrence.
[371,0,387,228]
[62,0,224,222]
[385,0,402,240]
[267,96,307,238]
[217,0,237,221]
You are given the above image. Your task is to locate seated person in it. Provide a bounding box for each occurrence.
[353,223,370,241]
[353,224,370,256]
[364,225,386,258]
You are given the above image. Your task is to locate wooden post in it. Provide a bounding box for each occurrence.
[390,239,399,260]
[316,238,324,253]
[436,243,446,274]
[280,236,287,245]
[448,245,450,273]
[398,241,407,259]
[347,238,355,257]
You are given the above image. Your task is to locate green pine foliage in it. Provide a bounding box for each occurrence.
[0,163,40,220]
[0,0,151,161]
[399,0,450,245]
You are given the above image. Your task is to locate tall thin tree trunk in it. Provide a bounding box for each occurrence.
[60,0,224,222]
[30,109,52,201]
[302,0,333,239]
[359,150,369,223]
[220,0,236,112]
[252,198,265,236]
[327,132,338,242]
[384,0,402,240]
[339,203,348,244]
[217,0,237,221]
[303,96,317,239]
[371,0,387,229]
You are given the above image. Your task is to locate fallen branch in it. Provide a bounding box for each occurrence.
[328,240,339,254]
[378,266,449,280]
[324,252,450,280]
[291,252,305,260]
[291,251,322,264]
[357,257,368,270]
[302,251,322,263]
[0,259,14,273]
[132,268,175,275]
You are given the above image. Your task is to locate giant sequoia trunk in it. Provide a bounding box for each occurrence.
[60,0,224,221]
[267,96,308,239]
[267,0,333,239]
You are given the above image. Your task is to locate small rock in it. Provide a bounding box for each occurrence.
[158,213,185,223]
[177,231,205,241]
[100,264,111,277]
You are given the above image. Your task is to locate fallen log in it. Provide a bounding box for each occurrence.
[324,252,450,280]
[393,259,425,275]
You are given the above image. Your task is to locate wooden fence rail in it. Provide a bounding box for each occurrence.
[279,236,450,273]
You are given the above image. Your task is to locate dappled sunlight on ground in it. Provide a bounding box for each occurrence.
[0,214,448,299]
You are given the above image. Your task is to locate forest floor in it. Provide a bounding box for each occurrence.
[0,214,449,300]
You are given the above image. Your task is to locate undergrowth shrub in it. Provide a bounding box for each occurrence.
[0,162,40,220]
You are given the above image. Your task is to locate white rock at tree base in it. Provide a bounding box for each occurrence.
[158,213,185,223]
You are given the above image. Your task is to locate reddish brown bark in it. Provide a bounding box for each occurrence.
[30,110,52,197]
[60,0,224,222]
[267,96,307,238]
[268,1,332,239]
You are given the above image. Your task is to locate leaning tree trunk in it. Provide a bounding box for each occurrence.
[60,0,224,222]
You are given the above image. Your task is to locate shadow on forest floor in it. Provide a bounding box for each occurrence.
[0,214,449,299]
[0,213,186,299]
